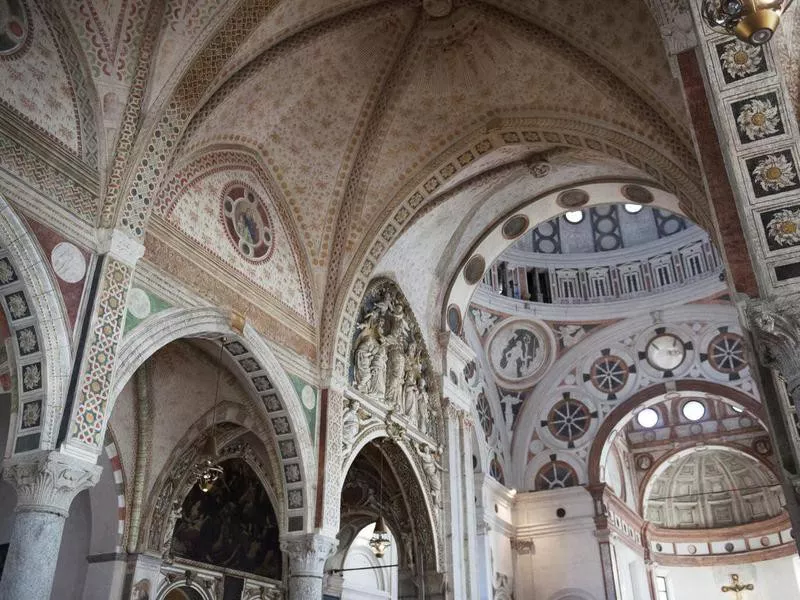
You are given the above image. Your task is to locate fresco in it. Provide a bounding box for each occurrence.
[172,458,281,580]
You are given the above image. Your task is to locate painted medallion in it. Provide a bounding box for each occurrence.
[221,183,274,263]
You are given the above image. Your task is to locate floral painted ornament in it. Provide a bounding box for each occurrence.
[719,40,764,80]
[736,97,780,141]
[766,208,800,247]
[751,153,797,193]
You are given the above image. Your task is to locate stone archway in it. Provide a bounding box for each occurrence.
[333,436,445,600]
[0,195,72,454]
[112,307,316,532]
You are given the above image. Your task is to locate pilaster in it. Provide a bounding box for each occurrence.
[62,229,144,460]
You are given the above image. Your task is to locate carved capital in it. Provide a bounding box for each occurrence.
[280,534,338,577]
[511,537,534,555]
[745,297,800,397]
[2,451,101,517]
[644,0,697,55]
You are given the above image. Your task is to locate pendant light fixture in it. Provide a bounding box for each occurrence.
[369,441,392,558]
[191,339,225,492]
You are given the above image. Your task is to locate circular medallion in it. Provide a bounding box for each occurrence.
[590,355,629,395]
[50,242,87,284]
[707,332,747,374]
[535,460,577,490]
[0,0,29,57]
[635,454,653,471]
[621,184,654,204]
[447,304,462,334]
[463,254,486,285]
[301,385,316,410]
[486,318,554,389]
[687,544,697,555]
[557,188,589,209]
[501,214,529,239]
[127,287,151,320]
[221,183,274,263]
[646,334,686,371]
[724,542,735,553]
[547,398,591,443]
[760,536,770,547]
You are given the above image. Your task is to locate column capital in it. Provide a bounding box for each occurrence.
[744,296,800,393]
[280,533,338,576]
[2,451,101,517]
[644,0,697,55]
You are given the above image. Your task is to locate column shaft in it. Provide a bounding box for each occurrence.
[0,510,67,600]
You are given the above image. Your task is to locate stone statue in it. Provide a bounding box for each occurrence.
[341,399,369,456]
[417,378,430,435]
[403,370,418,423]
[385,345,406,408]
[370,342,387,396]
[354,336,377,392]
[161,500,183,557]
[417,442,444,507]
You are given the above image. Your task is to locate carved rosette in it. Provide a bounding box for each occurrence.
[745,297,800,399]
[2,451,101,517]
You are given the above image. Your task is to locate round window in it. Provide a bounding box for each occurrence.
[636,408,659,428]
[682,400,706,421]
[564,210,584,224]
[623,203,643,214]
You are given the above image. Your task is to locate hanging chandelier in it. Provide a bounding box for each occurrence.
[369,514,392,558]
[702,0,793,45]
[369,442,392,558]
[191,339,225,492]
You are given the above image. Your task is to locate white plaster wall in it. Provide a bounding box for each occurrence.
[663,556,800,600]
[513,487,605,600]
[341,524,396,600]
[611,539,647,600]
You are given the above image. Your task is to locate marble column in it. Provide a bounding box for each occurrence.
[0,451,101,600]
[281,533,338,599]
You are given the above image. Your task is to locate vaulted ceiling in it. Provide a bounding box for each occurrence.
[3,0,706,362]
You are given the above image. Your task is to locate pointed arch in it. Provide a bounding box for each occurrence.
[111,306,316,532]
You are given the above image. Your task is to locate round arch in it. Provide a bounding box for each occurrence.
[586,380,767,487]
[0,195,72,453]
[324,108,709,378]
[111,306,316,531]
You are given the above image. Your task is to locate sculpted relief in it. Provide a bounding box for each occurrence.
[351,280,439,438]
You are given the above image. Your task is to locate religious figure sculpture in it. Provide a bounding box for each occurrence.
[417,378,430,436]
[403,370,418,423]
[351,280,439,440]
[341,399,369,456]
[161,500,183,557]
[417,442,444,507]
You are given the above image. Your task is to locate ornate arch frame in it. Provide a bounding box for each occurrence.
[586,380,768,488]
[324,115,708,379]
[143,417,283,561]
[0,195,72,455]
[342,430,443,574]
[112,306,316,532]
